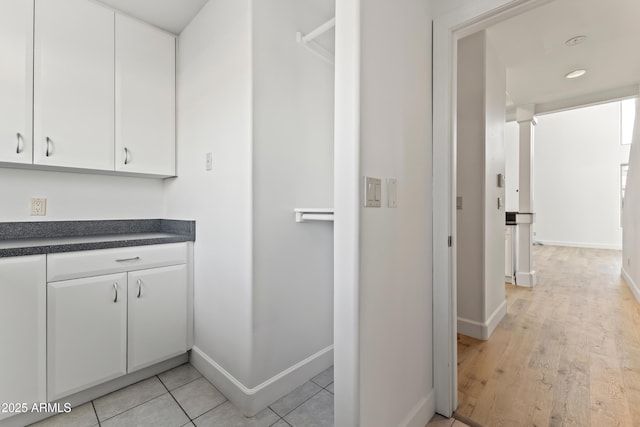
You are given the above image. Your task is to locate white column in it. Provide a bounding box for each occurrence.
[515,105,537,287]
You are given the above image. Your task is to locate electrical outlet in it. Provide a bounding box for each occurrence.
[30,198,46,216]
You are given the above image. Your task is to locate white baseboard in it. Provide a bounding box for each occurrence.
[622,268,640,303]
[458,300,507,340]
[400,389,435,427]
[190,345,333,417]
[536,240,622,250]
[515,271,537,287]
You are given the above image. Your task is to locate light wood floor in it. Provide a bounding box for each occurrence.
[456,245,640,427]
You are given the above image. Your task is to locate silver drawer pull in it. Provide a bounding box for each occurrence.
[113,283,118,303]
[136,279,142,298]
[45,137,52,157]
[115,256,140,263]
[124,147,130,165]
[16,132,24,154]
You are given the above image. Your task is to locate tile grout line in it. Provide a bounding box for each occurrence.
[91,400,101,427]
[270,382,325,420]
[159,375,194,423]
[95,379,171,424]
[159,373,203,394]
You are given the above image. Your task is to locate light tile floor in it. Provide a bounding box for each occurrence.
[30,363,469,427]
[30,364,335,427]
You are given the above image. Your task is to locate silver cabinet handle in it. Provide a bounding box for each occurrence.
[136,279,142,298]
[45,137,52,157]
[124,147,130,165]
[16,133,23,154]
[115,256,140,262]
[113,283,118,303]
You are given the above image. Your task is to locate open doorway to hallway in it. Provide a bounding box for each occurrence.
[452,1,640,425]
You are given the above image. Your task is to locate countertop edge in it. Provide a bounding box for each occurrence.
[0,235,193,258]
[0,219,196,258]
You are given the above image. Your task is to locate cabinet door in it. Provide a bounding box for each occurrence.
[0,0,33,165]
[128,265,187,372]
[115,14,176,176]
[33,0,114,170]
[48,273,127,401]
[0,256,45,421]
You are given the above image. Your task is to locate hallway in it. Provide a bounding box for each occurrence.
[456,245,640,426]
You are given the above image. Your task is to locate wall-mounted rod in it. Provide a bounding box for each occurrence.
[294,208,334,223]
[302,17,335,44]
[296,17,336,66]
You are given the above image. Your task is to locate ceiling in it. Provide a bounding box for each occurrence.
[97,0,208,34]
[487,0,640,114]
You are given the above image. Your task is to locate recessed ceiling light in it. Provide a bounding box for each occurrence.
[565,35,586,46]
[565,69,587,79]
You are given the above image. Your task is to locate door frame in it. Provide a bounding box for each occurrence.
[432,0,555,416]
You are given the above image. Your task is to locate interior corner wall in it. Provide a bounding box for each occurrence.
[534,102,630,250]
[250,0,334,387]
[165,0,254,386]
[358,0,434,425]
[0,168,165,221]
[456,30,506,340]
[622,98,640,299]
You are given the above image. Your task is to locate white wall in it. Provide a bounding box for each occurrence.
[622,98,640,300]
[251,0,334,387]
[483,36,506,326]
[534,102,630,249]
[167,0,334,412]
[457,32,485,324]
[165,0,254,386]
[456,30,506,340]
[505,121,519,211]
[356,0,433,425]
[0,168,164,221]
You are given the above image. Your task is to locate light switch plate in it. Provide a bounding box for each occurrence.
[364,176,381,207]
[206,152,213,171]
[387,178,397,208]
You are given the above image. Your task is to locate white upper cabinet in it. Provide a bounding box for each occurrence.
[115,14,176,176]
[0,0,34,165]
[33,0,115,171]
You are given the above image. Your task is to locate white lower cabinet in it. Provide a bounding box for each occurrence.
[128,265,187,372]
[46,243,188,400]
[0,256,46,421]
[47,273,128,401]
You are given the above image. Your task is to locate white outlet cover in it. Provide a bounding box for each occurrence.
[30,198,47,216]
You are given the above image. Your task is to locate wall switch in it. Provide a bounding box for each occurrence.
[363,176,381,207]
[387,178,398,208]
[205,152,213,171]
[456,196,463,210]
[30,198,46,216]
[205,153,213,171]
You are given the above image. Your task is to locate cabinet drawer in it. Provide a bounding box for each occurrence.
[47,242,187,282]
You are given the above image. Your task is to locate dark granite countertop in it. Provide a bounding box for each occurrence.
[0,219,195,257]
